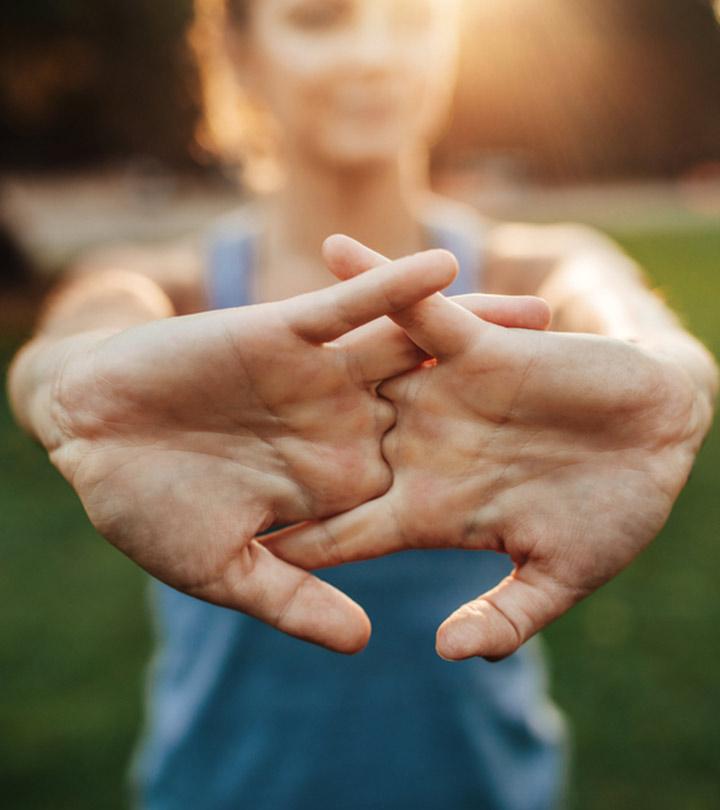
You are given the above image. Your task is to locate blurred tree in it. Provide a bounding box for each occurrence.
[0,0,196,169]
[1,0,718,180]
[442,0,720,180]
[0,220,32,289]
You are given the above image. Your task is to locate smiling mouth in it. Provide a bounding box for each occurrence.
[336,84,403,115]
[336,96,401,117]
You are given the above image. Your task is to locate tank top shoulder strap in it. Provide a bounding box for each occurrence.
[205,204,490,308]
[205,208,260,310]
[424,210,489,296]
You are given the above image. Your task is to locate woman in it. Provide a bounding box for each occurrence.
[9,1,716,808]
[138,3,566,806]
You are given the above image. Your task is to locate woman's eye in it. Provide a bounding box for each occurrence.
[286,1,351,31]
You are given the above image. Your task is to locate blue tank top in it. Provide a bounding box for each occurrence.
[131,218,567,810]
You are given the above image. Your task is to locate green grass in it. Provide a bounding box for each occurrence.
[0,341,151,809]
[1,225,718,809]
[544,226,720,810]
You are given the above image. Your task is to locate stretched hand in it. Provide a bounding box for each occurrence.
[47,249,547,653]
[267,236,709,660]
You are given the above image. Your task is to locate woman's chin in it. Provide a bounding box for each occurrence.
[313,138,413,173]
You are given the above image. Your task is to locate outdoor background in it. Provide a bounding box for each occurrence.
[1,1,719,808]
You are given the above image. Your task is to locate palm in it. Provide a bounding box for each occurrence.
[49,251,463,652]
[63,323,385,582]
[268,251,704,659]
[381,332,686,555]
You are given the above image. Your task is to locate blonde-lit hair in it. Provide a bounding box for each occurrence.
[189,0,281,189]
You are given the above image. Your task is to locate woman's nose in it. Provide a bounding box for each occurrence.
[347,5,397,73]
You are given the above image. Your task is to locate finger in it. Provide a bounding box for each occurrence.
[197,540,371,654]
[340,293,551,383]
[452,294,552,332]
[322,233,388,279]
[338,317,429,383]
[324,234,491,359]
[435,563,584,662]
[286,249,458,343]
[326,233,551,340]
[263,498,404,570]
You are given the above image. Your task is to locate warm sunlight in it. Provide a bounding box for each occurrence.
[452,0,618,175]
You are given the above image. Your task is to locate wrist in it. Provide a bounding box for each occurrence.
[641,335,718,443]
[10,270,174,451]
[8,329,116,451]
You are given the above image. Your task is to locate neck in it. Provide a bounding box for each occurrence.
[259,149,431,292]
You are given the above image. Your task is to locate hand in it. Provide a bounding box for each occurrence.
[45,249,548,653]
[267,236,711,660]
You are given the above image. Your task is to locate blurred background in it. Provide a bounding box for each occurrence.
[1,1,719,808]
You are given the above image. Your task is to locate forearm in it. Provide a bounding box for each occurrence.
[8,270,173,447]
[539,250,719,411]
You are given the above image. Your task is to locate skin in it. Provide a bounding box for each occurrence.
[267,236,716,660]
[243,0,461,168]
[8,0,718,658]
[10,253,549,652]
[236,0,464,301]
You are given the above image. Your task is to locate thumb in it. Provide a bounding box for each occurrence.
[435,564,585,661]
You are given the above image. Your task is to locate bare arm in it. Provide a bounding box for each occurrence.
[485,222,718,406]
[8,270,175,446]
[269,233,717,660]
[7,246,470,650]
[69,239,207,315]
[8,237,554,652]
[8,236,208,443]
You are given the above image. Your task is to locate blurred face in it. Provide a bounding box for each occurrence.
[238,0,462,168]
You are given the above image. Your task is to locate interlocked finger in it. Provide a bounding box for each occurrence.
[195,540,372,654]
[324,234,517,361]
[286,249,458,344]
[264,498,405,570]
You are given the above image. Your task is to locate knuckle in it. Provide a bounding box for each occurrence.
[380,426,400,465]
[274,571,314,631]
[373,396,397,434]
[318,523,348,568]
[365,457,393,499]
[378,374,408,403]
